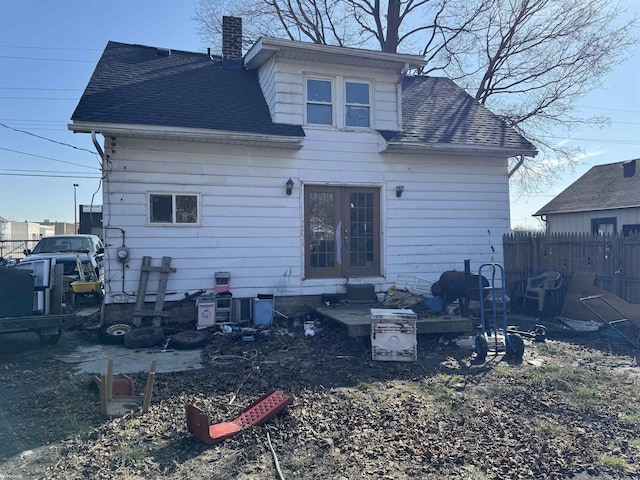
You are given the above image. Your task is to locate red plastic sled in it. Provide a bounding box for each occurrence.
[186,390,293,444]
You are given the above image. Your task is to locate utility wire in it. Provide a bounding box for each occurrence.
[0,45,102,51]
[0,96,78,100]
[0,55,97,63]
[0,123,97,154]
[0,172,100,178]
[0,147,100,170]
[0,87,83,91]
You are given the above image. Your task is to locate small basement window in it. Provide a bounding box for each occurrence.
[149,193,199,224]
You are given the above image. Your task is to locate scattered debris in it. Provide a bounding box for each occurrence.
[95,358,156,417]
[186,390,294,444]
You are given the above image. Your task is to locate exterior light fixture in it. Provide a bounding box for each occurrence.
[286,178,294,196]
[396,185,404,198]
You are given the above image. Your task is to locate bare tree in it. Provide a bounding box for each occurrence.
[445,0,637,192]
[194,0,638,190]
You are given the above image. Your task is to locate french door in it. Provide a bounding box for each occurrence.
[304,185,380,278]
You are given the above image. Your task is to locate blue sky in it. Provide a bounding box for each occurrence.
[1,0,638,228]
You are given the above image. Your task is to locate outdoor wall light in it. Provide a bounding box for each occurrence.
[286,177,294,196]
[396,185,404,198]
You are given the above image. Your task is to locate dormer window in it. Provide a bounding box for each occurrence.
[306,78,333,125]
[305,76,373,129]
[345,81,370,128]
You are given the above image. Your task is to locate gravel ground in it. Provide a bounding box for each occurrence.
[0,315,639,480]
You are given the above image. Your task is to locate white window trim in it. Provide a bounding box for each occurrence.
[344,79,372,130]
[304,74,374,131]
[147,192,201,226]
[305,76,335,127]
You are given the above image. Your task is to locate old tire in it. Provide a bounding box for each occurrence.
[475,335,488,362]
[98,322,134,345]
[507,333,525,360]
[124,326,165,349]
[169,330,208,350]
[38,329,62,345]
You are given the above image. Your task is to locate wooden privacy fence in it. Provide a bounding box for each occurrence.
[503,232,640,304]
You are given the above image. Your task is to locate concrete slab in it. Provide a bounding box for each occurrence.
[54,344,203,374]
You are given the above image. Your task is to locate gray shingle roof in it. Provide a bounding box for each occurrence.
[72,42,535,155]
[380,76,537,154]
[71,41,304,137]
[535,159,640,215]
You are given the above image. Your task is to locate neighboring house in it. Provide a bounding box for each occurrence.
[69,17,536,315]
[534,159,640,235]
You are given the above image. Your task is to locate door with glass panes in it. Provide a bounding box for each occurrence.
[305,186,380,278]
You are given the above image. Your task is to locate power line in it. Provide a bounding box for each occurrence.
[0,96,78,100]
[0,147,100,170]
[0,87,83,91]
[0,123,97,154]
[1,168,99,175]
[539,135,640,145]
[0,55,97,63]
[0,172,100,178]
[575,104,640,114]
[0,45,102,51]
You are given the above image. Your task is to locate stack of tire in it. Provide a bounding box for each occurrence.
[98,322,208,349]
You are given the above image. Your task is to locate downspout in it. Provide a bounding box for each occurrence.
[91,131,105,162]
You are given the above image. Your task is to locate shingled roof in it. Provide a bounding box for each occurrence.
[380,76,537,155]
[71,41,304,138]
[535,159,640,216]
[71,41,536,156]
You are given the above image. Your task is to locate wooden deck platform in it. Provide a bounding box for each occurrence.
[309,303,473,337]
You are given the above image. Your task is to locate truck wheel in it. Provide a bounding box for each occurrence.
[39,329,62,345]
[98,322,134,345]
[124,326,165,349]
[169,330,208,349]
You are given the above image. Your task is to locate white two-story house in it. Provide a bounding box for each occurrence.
[69,17,536,319]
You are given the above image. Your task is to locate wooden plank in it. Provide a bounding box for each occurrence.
[133,256,152,327]
[152,256,172,325]
[309,304,472,337]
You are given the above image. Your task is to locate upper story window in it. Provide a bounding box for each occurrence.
[345,81,370,127]
[150,193,199,224]
[306,78,333,125]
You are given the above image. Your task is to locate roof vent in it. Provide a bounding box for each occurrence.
[157,48,171,57]
[623,159,636,178]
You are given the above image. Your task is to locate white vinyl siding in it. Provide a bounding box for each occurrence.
[259,58,400,131]
[545,207,640,234]
[101,131,511,303]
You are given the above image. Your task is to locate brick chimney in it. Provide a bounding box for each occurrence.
[222,16,243,70]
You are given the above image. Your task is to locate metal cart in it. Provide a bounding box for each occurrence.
[475,263,525,362]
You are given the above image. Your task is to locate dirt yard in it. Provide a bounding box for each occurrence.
[0,314,639,480]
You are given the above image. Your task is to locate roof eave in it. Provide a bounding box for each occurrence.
[244,37,426,71]
[380,140,538,158]
[68,122,304,149]
[534,204,640,216]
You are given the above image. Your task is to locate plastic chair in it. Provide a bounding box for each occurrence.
[522,271,563,313]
